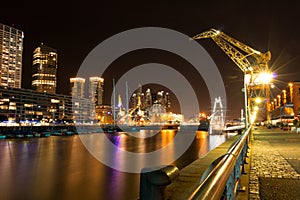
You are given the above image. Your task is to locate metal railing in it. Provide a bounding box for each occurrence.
[188,126,251,200]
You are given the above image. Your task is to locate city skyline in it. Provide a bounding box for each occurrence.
[1,1,300,118]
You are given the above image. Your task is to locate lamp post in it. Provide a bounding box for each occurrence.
[271,101,274,111]
[244,73,251,128]
[255,71,273,124]
[274,98,277,108]
[282,90,287,105]
[277,95,281,107]
[288,82,293,103]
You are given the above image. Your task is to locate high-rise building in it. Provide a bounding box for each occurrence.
[70,77,85,98]
[89,77,104,105]
[96,79,104,106]
[32,43,57,94]
[165,92,171,112]
[0,23,24,88]
[145,88,152,109]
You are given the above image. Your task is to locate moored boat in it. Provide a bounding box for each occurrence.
[198,117,210,131]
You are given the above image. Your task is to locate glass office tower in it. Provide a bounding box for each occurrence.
[32,43,57,94]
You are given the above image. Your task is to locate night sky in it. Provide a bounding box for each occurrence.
[1,0,300,119]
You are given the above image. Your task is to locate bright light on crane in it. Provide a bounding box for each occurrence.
[193,28,273,126]
[255,97,262,104]
[255,72,273,84]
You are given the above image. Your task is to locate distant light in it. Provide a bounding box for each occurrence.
[271,84,275,88]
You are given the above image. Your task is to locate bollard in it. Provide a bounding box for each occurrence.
[139,165,179,200]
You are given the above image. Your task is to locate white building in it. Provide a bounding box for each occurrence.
[70,77,85,98]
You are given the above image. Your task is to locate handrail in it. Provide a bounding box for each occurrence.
[188,125,252,200]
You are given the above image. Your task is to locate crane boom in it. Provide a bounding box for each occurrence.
[193,28,271,73]
[193,28,272,124]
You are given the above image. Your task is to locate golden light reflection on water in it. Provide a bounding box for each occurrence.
[0,130,237,199]
[196,130,208,139]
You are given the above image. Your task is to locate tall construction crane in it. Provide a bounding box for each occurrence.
[193,28,272,125]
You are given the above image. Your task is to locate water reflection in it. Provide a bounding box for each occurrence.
[0,130,236,200]
[79,128,196,173]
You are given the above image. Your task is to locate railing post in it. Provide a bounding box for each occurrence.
[139,165,179,200]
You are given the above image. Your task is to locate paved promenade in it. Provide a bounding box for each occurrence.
[167,134,240,199]
[248,127,300,200]
[167,127,300,200]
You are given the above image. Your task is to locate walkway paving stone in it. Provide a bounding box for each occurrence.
[249,127,300,200]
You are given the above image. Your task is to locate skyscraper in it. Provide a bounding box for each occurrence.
[89,77,104,105]
[95,78,104,106]
[145,88,152,109]
[0,23,24,88]
[70,77,85,98]
[32,43,57,94]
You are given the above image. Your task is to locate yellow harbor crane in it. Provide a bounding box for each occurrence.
[193,28,273,125]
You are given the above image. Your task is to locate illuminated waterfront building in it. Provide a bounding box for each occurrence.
[89,77,104,122]
[89,77,104,106]
[70,77,85,98]
[0,86,72,123]
[0,23,24,88]
[287,81,300,117]
[0,86,96,124]
[32,43,57,94]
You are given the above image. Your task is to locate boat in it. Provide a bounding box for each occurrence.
[222,120,245,134]
[51,130,63,136]
[198,117,210,131]
[41,131,51,137]
[162,121,180,130]
[22,130,33,138]
[33,132,41,137]
[222,124,245,133]
[100,124,123,133]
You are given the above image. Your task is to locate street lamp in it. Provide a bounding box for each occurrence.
[244,73,251,128]
[288,82,293,103]
[282,90,287,105]
[277,95,281,107]
[271,101,274,111]
[255,71,273,124]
